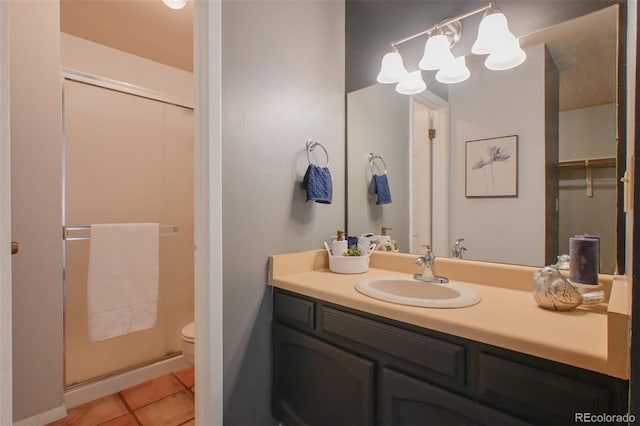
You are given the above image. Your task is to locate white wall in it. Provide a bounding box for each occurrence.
[448,43,548,266]
[559,104,616,160]
[221,2,345,424]
[347,83,410,251]
[9,1,64,422]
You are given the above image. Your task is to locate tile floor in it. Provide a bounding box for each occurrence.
[50,366,195,426]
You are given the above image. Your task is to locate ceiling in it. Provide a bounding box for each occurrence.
[520,5,617,111]
[60,0,194,72]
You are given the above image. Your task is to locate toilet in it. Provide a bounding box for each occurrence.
[180,321,195,364]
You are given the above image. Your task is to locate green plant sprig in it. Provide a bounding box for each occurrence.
[343,246,363,256]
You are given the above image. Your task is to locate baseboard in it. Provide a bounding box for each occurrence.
[13,404,67,426]
[64,354,190,409]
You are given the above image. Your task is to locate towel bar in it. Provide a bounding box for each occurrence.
[63,224,180,241]
[306,139,329,167]
[369,153,388,175]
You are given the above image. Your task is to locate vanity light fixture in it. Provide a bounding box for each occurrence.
[162,0,187,10]
[418,27,456,71]
[436,56,471,84]
[376,2,526,95]
[484,36,527,70]
[376,48,408,84]
[396,70,427,95]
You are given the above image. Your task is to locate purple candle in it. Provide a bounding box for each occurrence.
[569,236,600,285]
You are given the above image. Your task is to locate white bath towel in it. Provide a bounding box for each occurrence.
[87,223,160,341]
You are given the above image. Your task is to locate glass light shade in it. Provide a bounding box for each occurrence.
[418,34,455,71]
[484,37,526,70]
[472,11,513,55]
[377,51,407,84]
[163,0,187,9]
[395,70,426,95]
[436,56,470,84]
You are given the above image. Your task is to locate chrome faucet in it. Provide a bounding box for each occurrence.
[414,245,449,283]
[451,238,467,259]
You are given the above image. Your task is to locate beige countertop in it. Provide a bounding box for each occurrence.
[269,250,630,380]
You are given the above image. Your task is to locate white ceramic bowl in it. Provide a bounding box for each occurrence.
[329,254,370,274]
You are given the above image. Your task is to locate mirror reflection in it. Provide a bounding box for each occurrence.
[347,5,619,273]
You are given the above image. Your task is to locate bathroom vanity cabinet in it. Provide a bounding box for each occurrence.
[272,289,628,426]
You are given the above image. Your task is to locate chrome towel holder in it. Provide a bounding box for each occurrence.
[306,139,329,167]
[63,224,180,241]
[369,152,387,175]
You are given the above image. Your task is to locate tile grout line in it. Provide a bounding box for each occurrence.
[171,370,196,424]
[171,370,194,390]
[131,388,196,425]
[116,391,143,425]
[122,373,191,411]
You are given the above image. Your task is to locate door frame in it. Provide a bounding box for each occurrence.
[412,90,449,257]
[194,1,223,424]
[0,0,13,423]
[0,1,224,424]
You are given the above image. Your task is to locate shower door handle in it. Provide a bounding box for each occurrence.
[11,241,18,255]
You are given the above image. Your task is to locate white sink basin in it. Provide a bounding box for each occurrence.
[355,276,481,308]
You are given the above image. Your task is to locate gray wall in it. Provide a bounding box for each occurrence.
[221,1,345,424]
[9,1,64,421]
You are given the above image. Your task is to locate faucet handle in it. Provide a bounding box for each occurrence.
[452,238,467,258]
[421,244,435,262]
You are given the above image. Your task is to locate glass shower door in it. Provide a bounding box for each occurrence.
[63,78,194,387]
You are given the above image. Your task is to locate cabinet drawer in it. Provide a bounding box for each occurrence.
[478,353,612,424]
[274,291,315,331]
[321,306,465,384]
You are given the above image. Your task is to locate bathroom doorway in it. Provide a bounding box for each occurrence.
[59,0,197,403]
[410,100,433,253]
[410,93,450,257]
[2,2,222,423]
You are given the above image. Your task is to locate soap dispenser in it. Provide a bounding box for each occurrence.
[332,230,348,256]
[376,227,392,250]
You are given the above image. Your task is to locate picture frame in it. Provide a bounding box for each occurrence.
[465,135,518,198]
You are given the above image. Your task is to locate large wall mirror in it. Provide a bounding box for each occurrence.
[346,1,626,274]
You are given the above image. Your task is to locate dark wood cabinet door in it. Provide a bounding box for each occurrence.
[381,368,530,426]
[477,353,615,425]
[273,323,375,426]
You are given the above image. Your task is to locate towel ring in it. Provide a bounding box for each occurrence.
[369,153,387,175]
[306,139,329,167]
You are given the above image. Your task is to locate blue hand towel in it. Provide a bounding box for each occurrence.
[369,174,392,205]
[302,164,333,204]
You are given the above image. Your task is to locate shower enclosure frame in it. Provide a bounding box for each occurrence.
[61,68,194,390]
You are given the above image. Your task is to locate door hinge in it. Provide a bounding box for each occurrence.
[428,128,436,141]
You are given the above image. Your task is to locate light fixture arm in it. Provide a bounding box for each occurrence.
[390,2,494,48]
